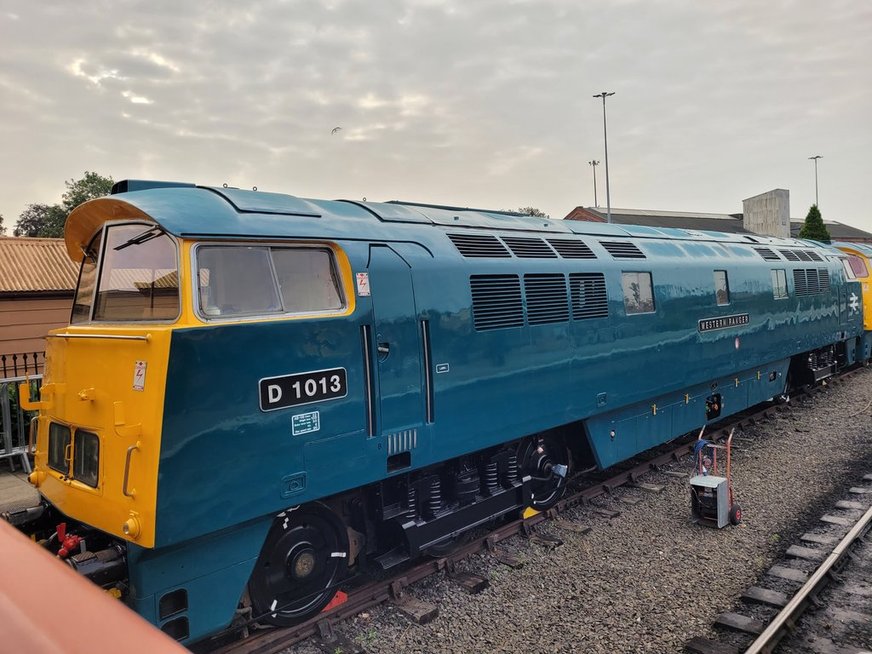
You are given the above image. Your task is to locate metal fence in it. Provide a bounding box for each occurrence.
[1,352,44,378]
[0,353,43,473]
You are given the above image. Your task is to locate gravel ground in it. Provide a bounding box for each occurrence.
[284,369,872,654]
[783,515,872,653]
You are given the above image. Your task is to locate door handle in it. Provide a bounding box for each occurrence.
[377,342,390,360]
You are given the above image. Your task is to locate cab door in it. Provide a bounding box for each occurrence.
[367,245,424,460]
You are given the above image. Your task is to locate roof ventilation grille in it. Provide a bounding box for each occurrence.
[753,247,781,261]
[502,237,557,259]
[546,239,597,259]
[600,241,646,259]
[795,250,813,262]
[448,233,511,258]
[781,250,800,262]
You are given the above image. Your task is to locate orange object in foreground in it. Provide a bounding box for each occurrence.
[0,520,186,654]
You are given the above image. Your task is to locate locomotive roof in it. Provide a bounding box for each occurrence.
[64,180,832,262]
[833,241,872,257]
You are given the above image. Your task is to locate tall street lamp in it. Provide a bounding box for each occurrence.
[593,91,615,223]
[588,160,600,207]
[808,155,822,208]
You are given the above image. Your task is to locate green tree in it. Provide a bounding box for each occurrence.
[61,171,114,213]
[518,206,548,217]
[13,204,67,237]
[798,204,831,243]
[14,171,114,238]
[0,213,5,236]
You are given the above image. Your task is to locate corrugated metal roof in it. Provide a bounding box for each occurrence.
[0,237,78,294]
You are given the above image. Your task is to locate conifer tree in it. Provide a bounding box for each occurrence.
[798,204,831,243]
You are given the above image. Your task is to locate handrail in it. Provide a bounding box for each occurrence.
[28,416,38,456]
[47,333,150,342]
[122,442,141,498]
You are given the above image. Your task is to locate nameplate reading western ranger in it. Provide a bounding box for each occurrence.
[259,367,347,412]
[698,313,750,333]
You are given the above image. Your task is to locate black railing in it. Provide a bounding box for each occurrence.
[0,352,44,378]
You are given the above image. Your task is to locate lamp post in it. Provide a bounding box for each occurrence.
[808,155,822,208]
[593,91,615,223]
[588,160,600,207]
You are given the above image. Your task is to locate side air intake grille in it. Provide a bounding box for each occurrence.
[781,250,800,262]
[502,237,557,259]
[524,274,569,325]
[546,239,597,259]
[600,241,645,259]
[806,251,822,261]
[753,247,781,261]
[793,269,808,295]
[818,268,830,291]
[448,234,511,258]
[569,273,608,320]
[470,275,524,330]
[794,269,825,296]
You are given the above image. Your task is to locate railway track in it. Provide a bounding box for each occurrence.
[687,473,872,654]
[203,398,799,654]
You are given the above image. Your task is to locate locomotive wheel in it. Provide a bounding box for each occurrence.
[248,503,348,626]
[517,434,571,511]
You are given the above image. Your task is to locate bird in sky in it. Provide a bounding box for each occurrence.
[331,126,342,135]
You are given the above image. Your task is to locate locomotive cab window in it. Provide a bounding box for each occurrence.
[71,231,102,324]
[196,245,344,319]
[73,430,100,488]
[847,255,869,279]
[47,422,71,475]
[714,270,730,305]
[771,269,788,299]
[92,224,180,322]
[621,271,655,315]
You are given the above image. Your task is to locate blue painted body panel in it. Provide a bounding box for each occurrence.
[127,518,270,642]
[103,184,865,643]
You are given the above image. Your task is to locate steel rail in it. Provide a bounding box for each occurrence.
[208,402,792,654]
[744,502,872,654]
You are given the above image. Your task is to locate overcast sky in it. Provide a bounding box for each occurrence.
[2,1,870,232]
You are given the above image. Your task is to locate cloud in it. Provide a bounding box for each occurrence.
[67,57,123,86]
[121,90,154,105]
[0,0,870,228]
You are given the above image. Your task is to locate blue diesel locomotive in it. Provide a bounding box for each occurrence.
[14,181,868,643]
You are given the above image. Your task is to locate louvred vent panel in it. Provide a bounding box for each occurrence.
[502,237,557,259]
[600,241,645,259]
[448,233,511,258]
[569,273,608,320]
[524,274,569,324]
[470,275,524,330]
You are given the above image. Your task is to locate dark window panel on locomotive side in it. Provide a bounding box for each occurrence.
[714,270,730,306]
[621,271,655,314]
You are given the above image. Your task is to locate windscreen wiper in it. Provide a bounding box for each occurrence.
[113,226,165,251]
